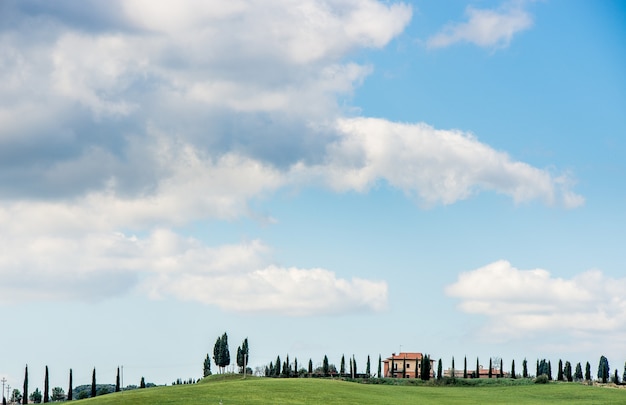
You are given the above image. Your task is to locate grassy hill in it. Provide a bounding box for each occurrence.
[72,376,626,404]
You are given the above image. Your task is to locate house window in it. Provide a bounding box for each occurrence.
[407,364,410,369]
[394,364,397,370]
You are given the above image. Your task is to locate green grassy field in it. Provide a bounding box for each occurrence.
[74,376,626,405]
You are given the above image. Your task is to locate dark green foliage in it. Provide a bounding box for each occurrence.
[203,353,212,377]
[612,369,619,384]
[353,356,357,377]
[116,367,121,392]
[537,359,549,379]
[340,355,345,375]
[68,369,73,401]
[499,359,503,378]
[213,333,231,373]
[476,358,480,379]
[463,357,467,379]
[420,355,431,380]
[598,355,609,383]
[401,357,405,379]
[282,355,291,377]
[534,374,549,384]
[522,359,528,378]
[294,358,298,377]
[29,388,42,403]
[91,368,97,398]
[323,355,329,376]
[437,359,442,381]
[622,362,626,384]
[488,359,492,379]
[51,387,64,401]
[140,377,146,389]
[349,356,353,377]
[548,361,552,380]
[236,338,250,375]
[44,365,49,403]
[585,362,591,381]
[378,355,382,378]
[557,360,564,381]
[451,357,455,378]
[366,355,371,377]
[511,359,516,379]
[308,359,313,375]
[536,360,539,378]
[23,365,28,405]
[275,356,281,377]
[574,362,583,381]
[390,358,395,378]
[564,361,573,382]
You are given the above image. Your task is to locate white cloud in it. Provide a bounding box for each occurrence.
[309,117,583,208]
[445,261,626,340]
[427,2,533,49]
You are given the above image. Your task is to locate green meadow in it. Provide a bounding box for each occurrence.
[72,376,626,404]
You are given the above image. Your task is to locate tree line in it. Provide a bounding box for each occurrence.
[4,365,153,403]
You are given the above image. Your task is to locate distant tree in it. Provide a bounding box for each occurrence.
[420,355,431,380]
[294,358,298,378]
[378,355,382,378]
[476,357,480,379]
[68,369,73,401]
[51,387,65,401]
[236,338,249,376]
[116,367,121,392]
[548,361,553,380]
[44,365,49,403]
[623,362,626,385]
[585,362,591,381]
[557,360,564,381]
[340,355,345,375]
[463,357,467,379]
[564,361,573,382]
[12,389,23,404]
[522,359,528,378]
[511,359,516,379]
[536,359,540,378]
[613,369,620,384]
[282,354,291,377]
[29,388,42,403]
[91,368,96,398]
[390,358,395,378]
[451,357,455,379]
[203,353,212,377]
[401,356,405,379]
[499,359,503,378]
[366,355,371,377]
[23,365,28,405]
[275,356,281,377]
[349,356,353,377]
[308,359,313,375]
[574,362,583,381]
[437,359,442,380]
[3,395,6,405]
[598,355,610,383]
[488,359,493,379]
[140,377,146,389]
[323,355,329,376]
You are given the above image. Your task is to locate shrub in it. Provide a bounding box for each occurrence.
[534,374,549,384]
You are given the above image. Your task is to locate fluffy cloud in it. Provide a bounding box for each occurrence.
[446,261,626,339]
[314,118,583,208]
[427,2,533,49]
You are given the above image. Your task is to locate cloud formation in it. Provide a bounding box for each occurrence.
[446,261,626,340]
[427,2,533,49]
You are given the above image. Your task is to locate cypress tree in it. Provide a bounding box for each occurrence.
[536,359,540,377]
[322,355,329,376]
[437,359,442,380]
[622,362,626,385]
[511,359,516,379]
[23,365,28,405]
[522,358,528,378]
[116,367,121,392]
[499,359,503,378]
[340,355,345,375]
[557,359,564,381]
[366,355,371,377]
[613,369,620,384]
[68,369,73,401]
[352,355,357,377]
[44,365,49,403]
[585,361,591,381]
[548,360,553,380]
[308,359,313,375]
[391,358,395,378]
[598,355,609,383]
[377,355,381,378]
[275,356,281,377]
[294,358,298,377]
[203,353,212,377]
[476,357,480,379]
[140,377,146,389]
[213,336,222,373]
[488,359,492,379]
[574,362,583,381]
[219,333,230,372]
[451,357,455,379]
[565,361,573,382]
[401,356,405,379]
[91,368,96,398]
[349,356,353,377]
[463,356,467,378]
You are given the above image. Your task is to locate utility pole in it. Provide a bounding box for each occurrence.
[1,377,6,402]
[6,384,10,404]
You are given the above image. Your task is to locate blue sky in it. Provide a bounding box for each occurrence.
[1,0,626,393]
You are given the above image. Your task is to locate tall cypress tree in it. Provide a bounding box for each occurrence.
[451,357,455,379]
[436,359,442,380]
[203,353,212,377]
[349,356,353,377]
[475,357,479,379]
[275,356,281,377]
[565,361,573,382]
[585,361,591,381]
[499,359,503,378]
[140,377,146,389]
[463,356,467,378]
[377,355,381,378]
[219,333,230,372]
[116,367,121,392]
[308,359,313,375]
[511,359,516,379]
[548,360,553,380]
[598,355,609,383]
[44,365,49,403]
[23,365,28,405]
[213,336,222,373]
[68,369,73,401]
[366,355,371,377]
[488,359,492,378]
[91,368,96,398]
[340,355,345,375]
[557,359,564,381]
[522,359,528,378]
[322,355,329,376]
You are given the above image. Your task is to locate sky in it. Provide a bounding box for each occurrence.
[1,0,626,394]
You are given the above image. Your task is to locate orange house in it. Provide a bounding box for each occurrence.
[382,352,435,378]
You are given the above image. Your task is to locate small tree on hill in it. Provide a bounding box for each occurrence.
[29,388,42,403]
[488,359,493,378]
[437,359,442,380]
[340,355,345,375]
[140,377,146,389]
[323,355,329,376]
[564,361,573,382]
[378,355,382,378]
[585,362,591,381]
[598,355,610,383]
[557,360,564,381]
[116,367,121,392]
[44,365,49,403]
[91,368,96,398]
[51,387,65,401]
[522,359,528,378]
[511,359,516,379]
[68,369,73,401]
[308,359,313,375]
[463,356,467,379]
[366,355,371,377]
[574,362,583,381]
[23,365,28,405]
[203,353,212,377]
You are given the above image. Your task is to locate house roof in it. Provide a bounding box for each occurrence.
[384,352,424,361]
